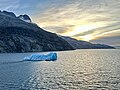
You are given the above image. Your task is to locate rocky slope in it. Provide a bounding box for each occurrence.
[0,11,74,53]
[61,36,115,49]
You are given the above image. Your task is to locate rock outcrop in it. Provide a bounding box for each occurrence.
[18,14,32,23]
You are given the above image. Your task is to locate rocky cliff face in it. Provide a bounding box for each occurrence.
[60,36,115,49]
[0,11,74,53]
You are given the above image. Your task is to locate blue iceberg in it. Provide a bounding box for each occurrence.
[23,52,57,61]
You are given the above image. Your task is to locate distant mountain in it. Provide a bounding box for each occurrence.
[0,10,74,53]
[60,36,115,49]
[114,46,120,49]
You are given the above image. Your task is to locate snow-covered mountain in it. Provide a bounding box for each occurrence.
[0,10,74,53]
[0,10,115,53]
[18,14,32,23]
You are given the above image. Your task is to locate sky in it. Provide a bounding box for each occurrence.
[0,0,120,46]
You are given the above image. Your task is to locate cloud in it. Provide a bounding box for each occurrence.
[91,36,120,46]
[43,25,74,34]
[32,0,120,45]
[72,22,120,37]
[0,0,40,15]
[0,0,119,45]
[0,0,20,10]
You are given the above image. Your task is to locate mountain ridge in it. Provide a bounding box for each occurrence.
[0,10,115,53]
[60,36,115,49]
[0,10,74,53]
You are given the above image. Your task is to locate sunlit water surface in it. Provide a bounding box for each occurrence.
[0,49,120,90]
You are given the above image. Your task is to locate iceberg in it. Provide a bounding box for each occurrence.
[23,52,57,61]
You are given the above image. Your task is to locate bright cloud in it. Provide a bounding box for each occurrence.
[0,0,120,45]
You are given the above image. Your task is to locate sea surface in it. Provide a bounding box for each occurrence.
[0,49,120,90]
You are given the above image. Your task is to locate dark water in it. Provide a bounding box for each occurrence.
[0,49,120,90]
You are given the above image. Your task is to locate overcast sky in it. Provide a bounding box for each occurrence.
[0,0,120,46]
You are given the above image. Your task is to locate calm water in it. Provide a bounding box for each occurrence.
[0,49,120,90]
